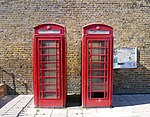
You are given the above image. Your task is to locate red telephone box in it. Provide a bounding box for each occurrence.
[33,23,66,107]
[82,23,113,107]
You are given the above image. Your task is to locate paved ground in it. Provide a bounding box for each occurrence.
[0,94,150,117]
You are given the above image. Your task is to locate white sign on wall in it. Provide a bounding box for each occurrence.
[113,48,137,69]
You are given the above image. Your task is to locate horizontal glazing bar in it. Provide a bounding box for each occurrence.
[40,61,59,63]
[40,90,58,93]
[88,69,108,71]
[40,46,59,48]
[88,47,108,49]
[89,61,108,64]
[90,54,108,56]
[40,62,57,64]
[40,69,58,71]
[88,90,108,92]
[41,83,56,86]
[88,83,108,85]
[88,76,108,78]
[40,54,59,56]
[40,76,59,78]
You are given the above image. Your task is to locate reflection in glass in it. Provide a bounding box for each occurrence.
[92,48,104,54]
[44,85,56,90]
[42,41,56,46]
[92,63,104,69]
[42,71,56,76]
[41,64,56,69]
[92,56,104,62]
[44,78,56,84]
[91,41,105,47]
[92,70,104,76]
[92,78,104,84]
[42,48,57,54]
[92,85,104,90]
[43,92,56,98]
[42,56,57,62]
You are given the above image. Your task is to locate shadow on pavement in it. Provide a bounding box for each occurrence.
[0,95,18,108]
[113,94,150,107]
[66,94,81,107]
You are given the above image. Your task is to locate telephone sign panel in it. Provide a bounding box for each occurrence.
[82,24,113,107]
[33,23,66,107]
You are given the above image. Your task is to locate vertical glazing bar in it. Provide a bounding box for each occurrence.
[45,42,47,77]
[87,39,89,99]
[108,40,110,99]
[87,40,89,98]
[90,41,92,98]
[56,40,58,99]
[58,40,61,99]
[39,40,43,98]
[58,40,60,99]
[59,39,61,99]
[39,40,41,98]
[104,41,106,98]
[42,41,45,98]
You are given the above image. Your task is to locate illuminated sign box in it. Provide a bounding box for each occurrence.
[88,30,110,34]
[38,30,60,34]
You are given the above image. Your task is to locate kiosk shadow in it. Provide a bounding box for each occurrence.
[113,94,150,107]
[66,94,81,107]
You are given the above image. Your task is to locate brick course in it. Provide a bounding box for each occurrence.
[0,0,150,94]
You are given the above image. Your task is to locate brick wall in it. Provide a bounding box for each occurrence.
[0,0,150,94]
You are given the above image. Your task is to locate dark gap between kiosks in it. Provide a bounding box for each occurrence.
[66,94,81,107]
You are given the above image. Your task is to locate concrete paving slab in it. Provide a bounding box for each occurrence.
[22,115,35,117]
[82,108,97,114]
[67,107,83,117]
[127,100,141,105]
[82,108,98,117]
[37,108,53,115]
[51,114,66,117]
[20,108,37,115]
[113,95,130,107]
[2,115,18,117]
[34,115,50,117]
[133,94,150,101]
[111,106,133,112]
[83,114,98,117]
[137,112,150,117]
[113,95,123,100]
[51,115,66,117]
[67,108,82,114]
[52,109,66,115]
[96,108,112,113]
[121,95,137,101]
[100,112,138,117]
[19,115,34,117]
[0,95,18,108]
[69,114,83,117]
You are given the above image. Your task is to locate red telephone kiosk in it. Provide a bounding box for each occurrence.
[33,23,66,107]
[82,23,113,107]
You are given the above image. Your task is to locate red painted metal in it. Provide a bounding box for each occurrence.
[33,23,66,107]
[82,23,113,107]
